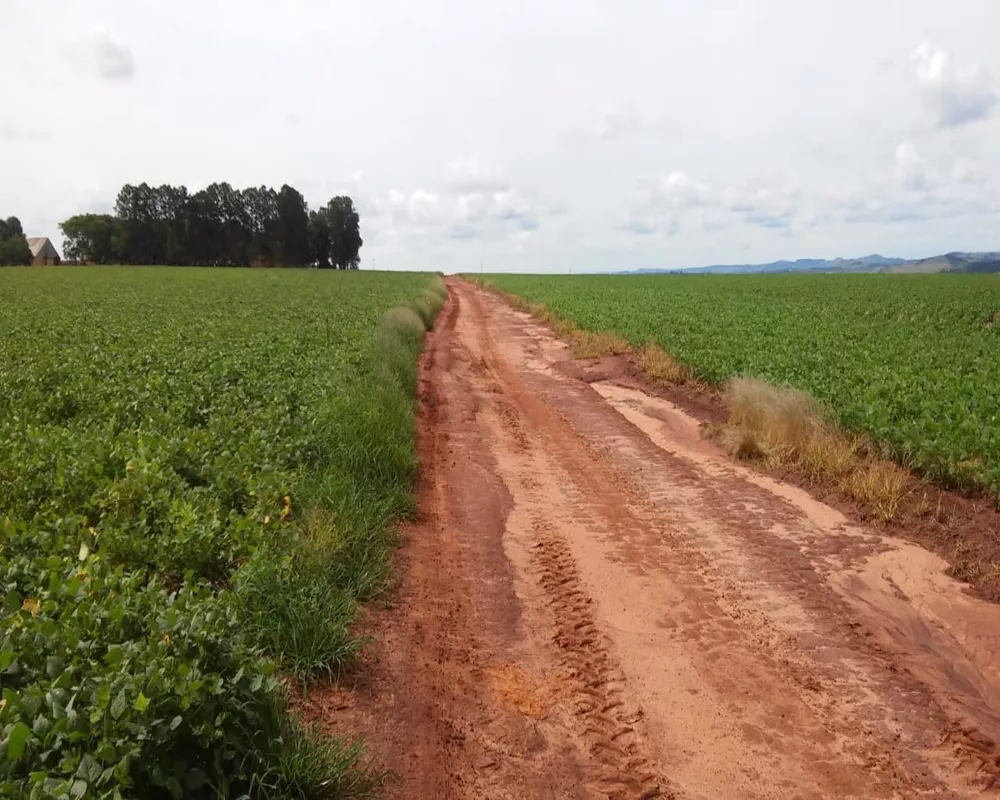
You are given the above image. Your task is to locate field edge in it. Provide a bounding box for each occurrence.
[467,276,1000,603]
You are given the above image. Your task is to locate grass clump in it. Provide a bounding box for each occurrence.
[569,329,630,359]
[724,378,821,463]
[247,689,386,799]
[637,342,692,384]
[723,377,910,522]
[842,460,911,523]
[410,276,447,329]
[236,553,364,683]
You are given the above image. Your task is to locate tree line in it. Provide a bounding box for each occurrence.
[60,183,363,268]
[0,217,32,266]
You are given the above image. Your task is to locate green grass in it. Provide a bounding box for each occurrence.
[0,267,445,798]
[483,273,1000,500]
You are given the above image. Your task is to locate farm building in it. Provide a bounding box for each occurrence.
[27,237,60,265]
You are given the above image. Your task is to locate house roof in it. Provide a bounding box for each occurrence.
[27,237,59,259]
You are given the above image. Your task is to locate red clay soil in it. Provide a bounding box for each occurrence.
[555,325,1000,606]
[303,279,1000,799]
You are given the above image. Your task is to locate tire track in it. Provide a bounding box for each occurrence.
[455,290,670,797]
[529,516,667,799]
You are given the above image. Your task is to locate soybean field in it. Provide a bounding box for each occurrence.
[0,267,444,798]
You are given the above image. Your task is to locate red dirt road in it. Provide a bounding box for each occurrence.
[310,279,1000,799]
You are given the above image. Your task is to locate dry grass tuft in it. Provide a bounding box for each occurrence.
[843,460,911,523]
[723,377,911,522]
[724,378,821,465]
[551,317,578,338]
[569,329,631,359]
[637,342,692,384]
[800,429,859,483]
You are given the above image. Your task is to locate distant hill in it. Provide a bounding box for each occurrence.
[623,252,1000,276]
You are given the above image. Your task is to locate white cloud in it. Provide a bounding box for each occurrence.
[596,111,643,142]
[622,173,802,237]
[368,164,547,246]
[444,159,509,194]
[911,43,996,128]
[829,143,998,226]
[83,28,136,81]
[952,158,977,184]
[658,172,714,208]
[373,189,442,227]
[894,141,931,191]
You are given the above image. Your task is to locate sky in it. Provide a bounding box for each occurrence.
[2,0,999,273]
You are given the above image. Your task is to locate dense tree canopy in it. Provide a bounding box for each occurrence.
[60,214,122,264]
[58,183,362,268]
[0,216,32,266]
[312,197,363,270]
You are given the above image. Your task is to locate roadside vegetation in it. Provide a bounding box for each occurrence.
[0,267,446,798]
[480,273,1000,508]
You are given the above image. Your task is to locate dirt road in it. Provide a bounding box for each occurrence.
[311,278,1000,799]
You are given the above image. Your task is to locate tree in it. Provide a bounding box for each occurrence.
[115,183,157,264]
[155,184,191,265]
[0,216,32,266]
[275,185,311,266]
[59,214,123,264]
[309,196,363,269]
[327,196,363,270]
[308,209,332,269]
[242,186,279,265]
[216,183,252,266]
[64,181,344,268]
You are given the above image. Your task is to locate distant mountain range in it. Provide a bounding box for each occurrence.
[623,252,1000,276]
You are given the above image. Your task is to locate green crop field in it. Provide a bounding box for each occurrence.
[0,267,444,798]
[485,273,1000,500]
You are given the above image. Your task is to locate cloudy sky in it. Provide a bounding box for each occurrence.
[2,1,998,272]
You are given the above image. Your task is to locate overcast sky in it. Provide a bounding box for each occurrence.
[2,1,998,272]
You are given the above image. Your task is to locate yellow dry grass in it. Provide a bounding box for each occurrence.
[842,461,910,523]
[800,429,859,483]
[724,378,821,464]
[569,329,630,359]
[723,377,910,522]
[637,342,692,384]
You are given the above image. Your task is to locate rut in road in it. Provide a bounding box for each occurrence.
[307,278,1000,800]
